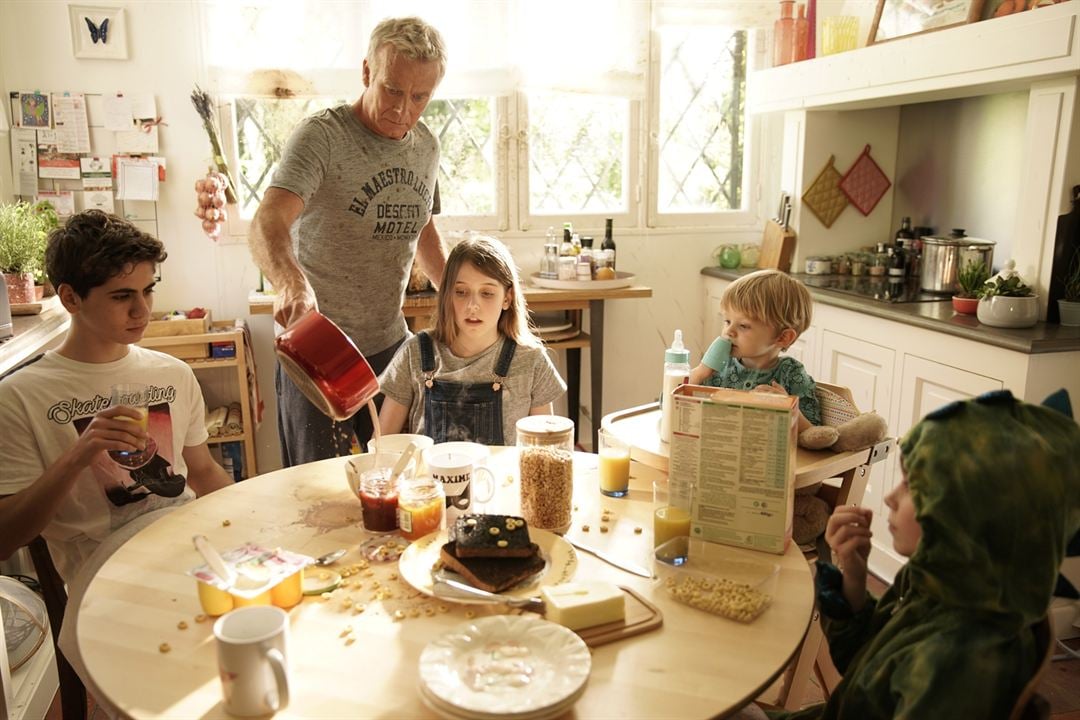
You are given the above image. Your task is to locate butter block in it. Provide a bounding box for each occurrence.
[541,581,625,631]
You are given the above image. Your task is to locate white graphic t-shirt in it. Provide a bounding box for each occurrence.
[0,346,208,582]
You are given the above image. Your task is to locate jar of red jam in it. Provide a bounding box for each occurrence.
[397,478,444,541]
[359,467,399,532]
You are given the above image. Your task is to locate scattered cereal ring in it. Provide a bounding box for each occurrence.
[159,643,171,653]
[195,614,208,623]
[221,519,231,527]
[177,621,188,630]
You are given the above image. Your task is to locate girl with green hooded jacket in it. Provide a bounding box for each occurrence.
[775,389,1080,720]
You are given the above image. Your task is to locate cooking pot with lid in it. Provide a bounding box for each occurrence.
[275,311,379,421]
[919,229,996,294]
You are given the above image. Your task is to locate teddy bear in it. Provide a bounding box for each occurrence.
[798,411,889,452]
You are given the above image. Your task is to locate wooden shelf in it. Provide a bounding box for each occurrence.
[749,4,1079,114]
[137,322,257,479]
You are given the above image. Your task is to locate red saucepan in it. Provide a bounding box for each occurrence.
[275,311,379,421]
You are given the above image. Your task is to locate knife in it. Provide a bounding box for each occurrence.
[567,538,654,579]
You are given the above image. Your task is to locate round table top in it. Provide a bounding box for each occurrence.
[77,448,813,719]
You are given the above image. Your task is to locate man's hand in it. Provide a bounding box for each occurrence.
[273,279,318,329]
[68,406,148,467]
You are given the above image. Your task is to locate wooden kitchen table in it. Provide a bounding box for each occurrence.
[77,448,813,719]
[249,283,653,451]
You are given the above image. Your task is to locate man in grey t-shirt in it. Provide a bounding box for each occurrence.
[249,17,449,466]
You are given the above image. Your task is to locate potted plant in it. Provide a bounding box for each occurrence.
[976,259,1038,328]
[952,258,989,315]
[0,201,50,305]
[1058,247,1080,327]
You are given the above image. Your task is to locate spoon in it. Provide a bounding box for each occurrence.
[193,534,237,588]
[388,441,419,484]
[314,548,346,566]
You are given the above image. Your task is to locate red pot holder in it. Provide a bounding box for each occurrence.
[839,144,891,216]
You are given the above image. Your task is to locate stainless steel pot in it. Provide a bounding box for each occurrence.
[919,231,996,294]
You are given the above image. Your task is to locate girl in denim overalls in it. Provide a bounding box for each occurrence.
[378,236,566,445]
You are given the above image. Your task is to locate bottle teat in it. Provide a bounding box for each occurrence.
[665,329,690,364]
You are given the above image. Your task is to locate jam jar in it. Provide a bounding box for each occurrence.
[397,477,445,541]
[359,467,399,532]
[516,415,574,534]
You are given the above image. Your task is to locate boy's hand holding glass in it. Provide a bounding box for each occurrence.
[825,506,873,572]
[107,383,157,468]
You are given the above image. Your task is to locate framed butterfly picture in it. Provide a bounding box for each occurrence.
[68,5,128,60]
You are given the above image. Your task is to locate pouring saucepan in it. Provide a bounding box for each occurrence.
[274,311,379,421]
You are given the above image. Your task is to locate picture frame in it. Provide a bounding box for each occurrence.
[68,4,128,60]
[868,0,985,45]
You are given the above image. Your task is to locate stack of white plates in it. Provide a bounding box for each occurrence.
[418,615,591,720]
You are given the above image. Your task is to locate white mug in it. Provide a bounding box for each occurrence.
[426,450,495,525]
[213,605,290,717]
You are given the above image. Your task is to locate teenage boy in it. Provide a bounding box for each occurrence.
[0,211,233,709]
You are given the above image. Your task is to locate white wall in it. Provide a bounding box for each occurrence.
[892,92,1027,264]
[1,0,762,469]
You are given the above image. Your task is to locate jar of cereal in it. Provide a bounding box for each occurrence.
[516,415,574,534]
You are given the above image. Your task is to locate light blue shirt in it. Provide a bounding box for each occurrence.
[702,356,821,425]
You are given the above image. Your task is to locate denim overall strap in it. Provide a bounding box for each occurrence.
[420,336,516,445]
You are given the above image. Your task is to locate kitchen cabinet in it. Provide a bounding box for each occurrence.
[750,3,1080,316]
[138,323,258,479]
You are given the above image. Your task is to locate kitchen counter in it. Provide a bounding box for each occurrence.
[702,267,1080,354]
[0,296,70,377]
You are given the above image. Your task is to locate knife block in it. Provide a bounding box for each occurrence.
[757,220,797,273]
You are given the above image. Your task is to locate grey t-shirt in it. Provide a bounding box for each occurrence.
[379,335,567,443]
[270,104,440,355]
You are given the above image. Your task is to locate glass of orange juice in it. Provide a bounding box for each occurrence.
[653,479,691,564]
[597,428,631,497]
[108,382,154,468]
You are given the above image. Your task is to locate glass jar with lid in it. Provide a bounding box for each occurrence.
[397,476,444,541]
[516,415,574,534]
[359,467,399,532]
[557,255,577,280]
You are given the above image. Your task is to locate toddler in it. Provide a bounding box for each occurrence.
[379,235,566,445]
[690,269,820,430]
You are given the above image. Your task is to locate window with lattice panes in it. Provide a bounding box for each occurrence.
[229,96,497,223]
[526,92,629,218]
[655,26,747,217]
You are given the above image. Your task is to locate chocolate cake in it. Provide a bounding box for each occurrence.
[450,514,534,558]
[439,541,545,593]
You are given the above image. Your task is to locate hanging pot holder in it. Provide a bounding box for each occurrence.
[801,155,848,229]
[839,144,891,216]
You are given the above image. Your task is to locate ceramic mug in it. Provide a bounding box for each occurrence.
[213,605,290,717]
[425,449,495,525]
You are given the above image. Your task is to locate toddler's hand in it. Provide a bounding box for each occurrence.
[753,381,788,396]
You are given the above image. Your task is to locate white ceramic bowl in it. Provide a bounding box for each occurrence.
[367,433,435,455]
[344,452,416,497]
[976,295,1039,328]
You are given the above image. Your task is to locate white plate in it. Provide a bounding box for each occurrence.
[419,676,587,720]
[418,615,591,717]
[398,527,577,602]
[529,271,635,291]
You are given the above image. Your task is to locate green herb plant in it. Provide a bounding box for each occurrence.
[1060,247,1080,302]
[978,262,1035,299]
[955,259,990,299]
[0,201,50,275]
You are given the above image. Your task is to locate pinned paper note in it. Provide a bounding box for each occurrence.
[82,189,115,214]
[80,156,113,189]
[37,130,81,180]
[103,93,134,131]
[10,128,37,196]
[18,91,51,128]
[37,190,76,217]
[51,93,91,154]
[115,157,158,201]
[115,125,158,154]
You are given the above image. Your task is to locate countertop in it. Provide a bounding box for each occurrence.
[0,296,70,376]
[701,267,1080,355]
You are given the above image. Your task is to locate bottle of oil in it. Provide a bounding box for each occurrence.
[601,218,617,271]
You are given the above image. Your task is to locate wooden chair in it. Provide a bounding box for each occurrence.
[777,382,892,710]
[1009,615,1054,720]
[27,537,86,720]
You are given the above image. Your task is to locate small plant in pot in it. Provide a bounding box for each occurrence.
[952,259,989,315]
[976,259,1038,329]
[0,201,50,305]
[1058,247,1080,327]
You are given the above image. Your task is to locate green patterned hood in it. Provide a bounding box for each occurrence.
[900,390,1080,628]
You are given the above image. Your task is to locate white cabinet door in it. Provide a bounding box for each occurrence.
[896,355,1004,439]
[786,324,819,379]
[819,330,899,579]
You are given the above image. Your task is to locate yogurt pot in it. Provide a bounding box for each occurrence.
[189,543,314,617]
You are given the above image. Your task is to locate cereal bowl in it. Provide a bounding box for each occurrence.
[367,433,434,455]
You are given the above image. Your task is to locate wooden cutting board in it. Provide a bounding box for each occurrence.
[10,295,60,316]
[576,586,663,647]
[757,220,797,272]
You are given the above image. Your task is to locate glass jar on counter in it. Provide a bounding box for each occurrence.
[739,243,760,268]
[540,243,559,279]
[397,477,444,541]
[516,415,574,534]
[557,255,577,280]
[718,244,741,269]
[869,243,888,276]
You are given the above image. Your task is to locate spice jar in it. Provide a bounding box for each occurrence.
[516,415,574,534]
[359,467,399,532]
[397,477,444,541]
[557,256,577,280]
